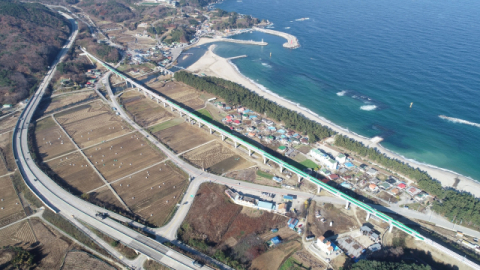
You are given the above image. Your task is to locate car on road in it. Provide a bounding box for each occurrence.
[192,260,204,267]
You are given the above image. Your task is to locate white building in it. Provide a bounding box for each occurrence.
[310,149,337,171]
[336,154,346,164]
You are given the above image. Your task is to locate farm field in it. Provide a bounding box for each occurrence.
[0,111,19,134]
[83,132,166,182]
[89,186,126,210]
[183,141,253,174]
[251,240,302,270]
[0,176,25,227]
[34,117,76,161]
[46,152,105,194]
[111,161,188,226]
[39,91,97,115]
[0,220,36,247]
[153,122,216,154]
[55,101,131,148]
[30,218,71,270]
[120,90,173,127]
[0,131,15,175]
[148,81,212,110]
[178,183,288,267]
[62,250,115,270]
[280,249,325,270]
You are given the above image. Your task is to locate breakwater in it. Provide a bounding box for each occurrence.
[219,38,267,46]
[253,26,300,49]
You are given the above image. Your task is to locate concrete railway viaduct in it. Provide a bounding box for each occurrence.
[82,48,480,270]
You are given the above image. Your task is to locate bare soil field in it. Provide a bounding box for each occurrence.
[34,117,76,161]
[184,141,253,174]
[30,218,71,270]
[0,131,15,175]
[40,91,97,115]
[0,220,36,246]
[120,91,173,127]
[225,168,256,182]
[83,132,166,182]
[144,259,171,270]
[179,183,288,265]
[225,168,284,188]
[55,102,131,148]
[377,191,399,204]
[0,176,25,227]
[62,250,116,270]
[148,81,210,110]
[290,249,326,270]
[153,122,215,154]
[111,162,188,226]
[251,240,302,270]
[0,111,19,134]
[90,186,126,210]
[308,202,358,238]
[46,152,105,193]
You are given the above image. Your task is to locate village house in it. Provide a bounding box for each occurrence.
[316,236,335,255]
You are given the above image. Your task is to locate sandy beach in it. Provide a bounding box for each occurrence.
[186,45,480,197]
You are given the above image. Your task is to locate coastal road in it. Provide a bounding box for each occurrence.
[12,12,209,270]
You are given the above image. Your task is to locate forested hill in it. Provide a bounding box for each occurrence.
[0,0,70,106]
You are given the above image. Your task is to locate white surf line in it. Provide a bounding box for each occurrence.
[176,139,217,156]
[86,158,170,193]
[50,114,132,212]
[41,130,138,163]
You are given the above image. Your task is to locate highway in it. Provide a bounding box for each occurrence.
[12,11,208,270]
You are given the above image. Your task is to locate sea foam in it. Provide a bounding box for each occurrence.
[336,90,347,96]
[360,105,377,111]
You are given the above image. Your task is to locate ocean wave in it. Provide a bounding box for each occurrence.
[261,63,272,68]
[225,59,478,182]
[439,115,480,128]
[360,105,377,111]
[336,90,347,96]
[227,60,375,141]
[377,144,477,183]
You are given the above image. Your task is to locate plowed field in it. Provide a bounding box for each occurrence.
[112,162,188,226]
[34,117,76,161]
[55,102,131,148]
[83,132,166,182]
[46,152,104,193]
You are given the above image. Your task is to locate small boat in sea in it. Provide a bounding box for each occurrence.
[295,17,310,21]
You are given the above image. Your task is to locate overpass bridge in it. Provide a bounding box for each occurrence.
[80,48,480,269]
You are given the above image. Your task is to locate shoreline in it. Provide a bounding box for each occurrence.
[186,45,480,198]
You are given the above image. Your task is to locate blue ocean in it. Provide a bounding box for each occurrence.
[180,0,480,181]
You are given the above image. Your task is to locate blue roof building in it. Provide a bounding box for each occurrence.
[257,201,275,211]
[270,236,282,245]
[283,195,294,201]
[288,218,299,229]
